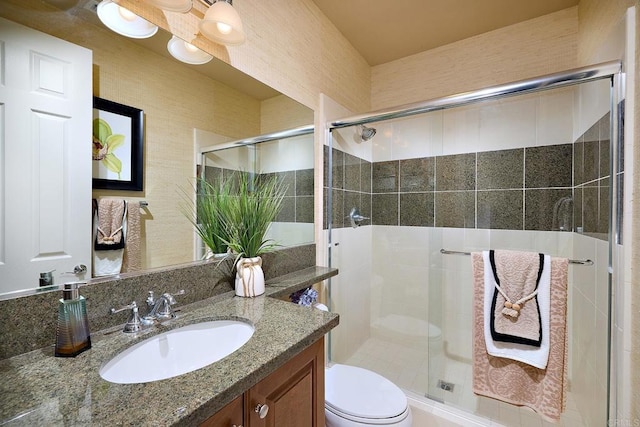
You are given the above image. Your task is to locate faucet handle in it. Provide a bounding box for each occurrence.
[163,289,185,305]
[110,301,150,333]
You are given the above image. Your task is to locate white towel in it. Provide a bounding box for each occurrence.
[93,201,128,277]
[483,250,551,369]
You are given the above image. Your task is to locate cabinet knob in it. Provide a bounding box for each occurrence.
[255,403,269,419]
[231,425,243,427]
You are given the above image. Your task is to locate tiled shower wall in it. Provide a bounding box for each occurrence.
[325,111,611,239]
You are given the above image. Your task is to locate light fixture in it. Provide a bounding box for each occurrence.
[142,0,193,13]
[97,0,158,39]
[198,0,245,46]
[167,36,213,64]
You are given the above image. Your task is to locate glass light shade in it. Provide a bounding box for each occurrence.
[167,36,213,64]
[143,0,192,13]
[198,1,245,46]
[97,0,158,39]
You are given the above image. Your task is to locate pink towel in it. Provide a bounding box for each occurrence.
[472,252,568,423]
[122,202,142,273]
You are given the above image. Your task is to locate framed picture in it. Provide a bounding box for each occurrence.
[92,97,144,191]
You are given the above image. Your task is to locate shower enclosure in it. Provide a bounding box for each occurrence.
[324,62,622,426]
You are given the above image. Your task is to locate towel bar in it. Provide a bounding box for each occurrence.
[440,248,594,266]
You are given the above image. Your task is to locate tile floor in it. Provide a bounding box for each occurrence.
[342,336,586,427]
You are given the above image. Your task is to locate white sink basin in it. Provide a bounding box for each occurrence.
[99,320,254,384]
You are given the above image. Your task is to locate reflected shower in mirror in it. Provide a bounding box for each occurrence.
[0,0,314,297]
[198,125,315,259]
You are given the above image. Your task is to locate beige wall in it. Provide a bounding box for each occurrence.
[261,95,314,134]
[370,7,578,110]
[117,0,371,114]
[577,0,636,65]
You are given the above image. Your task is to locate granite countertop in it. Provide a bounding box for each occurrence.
[0,267,339,426]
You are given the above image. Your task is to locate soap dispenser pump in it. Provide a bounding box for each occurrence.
[55,282,91,357]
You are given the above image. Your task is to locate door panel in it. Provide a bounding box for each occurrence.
[0,17,92,293]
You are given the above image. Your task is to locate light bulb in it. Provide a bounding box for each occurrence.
[216,21,232,35]
[117,6,137,21]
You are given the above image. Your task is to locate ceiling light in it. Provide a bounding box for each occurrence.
[143,0,193,13]
[97,0,158,39]
[198,0,245,46]
[167,36,213,64]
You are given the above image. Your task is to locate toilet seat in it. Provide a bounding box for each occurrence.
[325,364,410,425]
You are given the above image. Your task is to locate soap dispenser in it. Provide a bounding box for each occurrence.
[55,283,91,357]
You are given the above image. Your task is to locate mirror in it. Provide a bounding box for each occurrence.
[0,0,314,297]
[199,127,315,257]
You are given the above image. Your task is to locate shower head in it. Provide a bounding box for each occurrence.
[359,125,377,141]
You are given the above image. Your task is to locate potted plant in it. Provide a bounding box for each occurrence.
[222,172,287,297]
[182,176,234,259]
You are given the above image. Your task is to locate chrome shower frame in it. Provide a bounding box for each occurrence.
[325,60,624,423]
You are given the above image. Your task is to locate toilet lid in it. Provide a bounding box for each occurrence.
[325,364,407,420]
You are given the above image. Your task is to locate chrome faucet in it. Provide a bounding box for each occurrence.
[110,301,153,333]
[144,290,185,321]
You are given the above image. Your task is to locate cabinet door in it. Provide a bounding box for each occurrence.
[247,338,324,427]
[200,395,244,427]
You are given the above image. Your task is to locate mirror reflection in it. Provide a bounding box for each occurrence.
[0,0,313,297]
[199,128,315,258]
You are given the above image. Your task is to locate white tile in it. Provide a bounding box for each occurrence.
[478,97,537,152]
[495,403,520,427]
[536,88,574,146]
[489,229,535,251]
[572,233,597,304]
[442,105,480,155]
[573,79,611,140]
[530,230,573,257]
[384,113,445,160]
[519,409,543,427]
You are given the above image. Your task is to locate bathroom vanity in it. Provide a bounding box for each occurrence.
[0,266,338,426]
[203,338,324,426]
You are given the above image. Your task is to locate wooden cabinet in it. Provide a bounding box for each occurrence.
[201,338,325,427]
[200,395,244,427]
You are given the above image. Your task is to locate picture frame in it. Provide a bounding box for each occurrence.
[92,96,144,191]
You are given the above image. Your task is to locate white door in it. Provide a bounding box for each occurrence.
[0,18,92,294]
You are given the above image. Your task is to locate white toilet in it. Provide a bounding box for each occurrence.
[324,364,412,427]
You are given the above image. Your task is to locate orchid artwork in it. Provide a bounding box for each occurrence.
[92,96,143,191]
[92,117,124,179]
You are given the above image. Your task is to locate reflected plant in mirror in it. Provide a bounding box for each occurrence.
[181,176,235,258]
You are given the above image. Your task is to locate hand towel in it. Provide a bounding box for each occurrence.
[483,251,550,368]
[121,202,142,273]
[93,200,127,276]
[95,199,126,251]
[490,250,545,346]
[472,252,569,423]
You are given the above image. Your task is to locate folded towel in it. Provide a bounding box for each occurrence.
[93,200,127,276]
[121,202,142,273]
[95,199,126,251]
[490,250,545,346]
[483,251,551,368]
[472,252,569,422]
